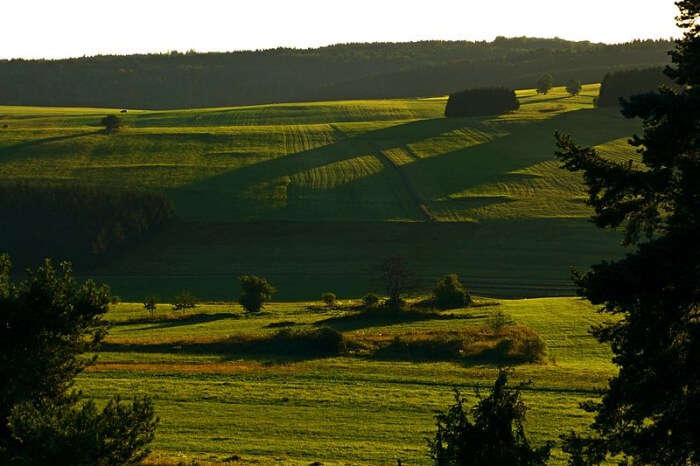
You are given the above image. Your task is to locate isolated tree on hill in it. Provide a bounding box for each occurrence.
[374,256,418,309]
[565,79,582,96]
[101,114,122,132]
[144,294,158,318]
[238,275,276,312]
[536,73,553,94]
[554,2,700,463]
[0,255,158,464]
[428,369,552,465]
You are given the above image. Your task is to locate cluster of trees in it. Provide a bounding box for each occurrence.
[0,183,174,266]
[0,38,671,108]
[596,67,675,106]
[445,88,519,117]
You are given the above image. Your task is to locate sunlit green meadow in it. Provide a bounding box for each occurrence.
[77,296,616,465]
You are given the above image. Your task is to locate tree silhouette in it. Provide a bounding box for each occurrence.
[554,2,700,463]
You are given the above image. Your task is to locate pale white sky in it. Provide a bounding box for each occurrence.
[0,0,681,59]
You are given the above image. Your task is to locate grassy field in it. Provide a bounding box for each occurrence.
[78,296,616,465]
[0,84,638,299]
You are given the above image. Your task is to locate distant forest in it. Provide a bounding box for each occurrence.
[0,38,673,109]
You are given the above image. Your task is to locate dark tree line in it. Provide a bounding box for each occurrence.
[445,88,519,117]
[596,67,676,107]
[0,38,672,109]
[554,0,700,463]
[0,184,174,266]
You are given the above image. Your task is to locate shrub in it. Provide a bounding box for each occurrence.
[238,275,276,312]
[143,295,158,318]
[444,87,519,117]
[362,293,380,308]
[486,309,512,333]
[432,273,472,309]
[517,334,548,363]
[172,291,197,312]
[101,114,122,132]
[321,292,337,308]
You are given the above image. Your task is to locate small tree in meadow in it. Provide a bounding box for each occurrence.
[432,274,472,309]
[321,292,337,308]
[238,275,276,312]
[101,114,122,132]
[143,294,158,318]
[565,79,582,96]
[536,73,554,95]
[374,256,418,310]
[428,369,552,465]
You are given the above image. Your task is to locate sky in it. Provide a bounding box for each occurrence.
[0,0,681,60]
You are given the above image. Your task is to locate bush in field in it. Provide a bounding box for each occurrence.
[486,309,512,333]
[143,295,158,318]
[172,291,197,312]
[444,87,519,117]
[238,275,276,312]
[428,369,552,465]
[432,273,472,309]
[536,73,554,94]
[0,255,158,464]
[321,292,337,308]
[565,79,582,96]
[362,293,380,308]
[101,114,122,132]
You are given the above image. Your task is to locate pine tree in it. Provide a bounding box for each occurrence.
[554,2,700,463]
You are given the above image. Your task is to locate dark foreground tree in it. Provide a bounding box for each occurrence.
[565,79,582,96]
[428,369,552,466]
[536,73,553,94]
[0,255,158,465]
[554,2,700,463]
[238,275,276,312]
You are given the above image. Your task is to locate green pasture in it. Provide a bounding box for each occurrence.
[0,84,638,299]
[77,296,617,465]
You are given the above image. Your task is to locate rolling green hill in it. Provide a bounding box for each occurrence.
[0,84,638,300]
[79,296,617,465]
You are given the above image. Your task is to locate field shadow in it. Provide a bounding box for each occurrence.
[314,309,476,332]
[111,312,241,330]
[170,107,636,221]
[0,131,101,162]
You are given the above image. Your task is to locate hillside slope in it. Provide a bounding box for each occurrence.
[0,85,637,299]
